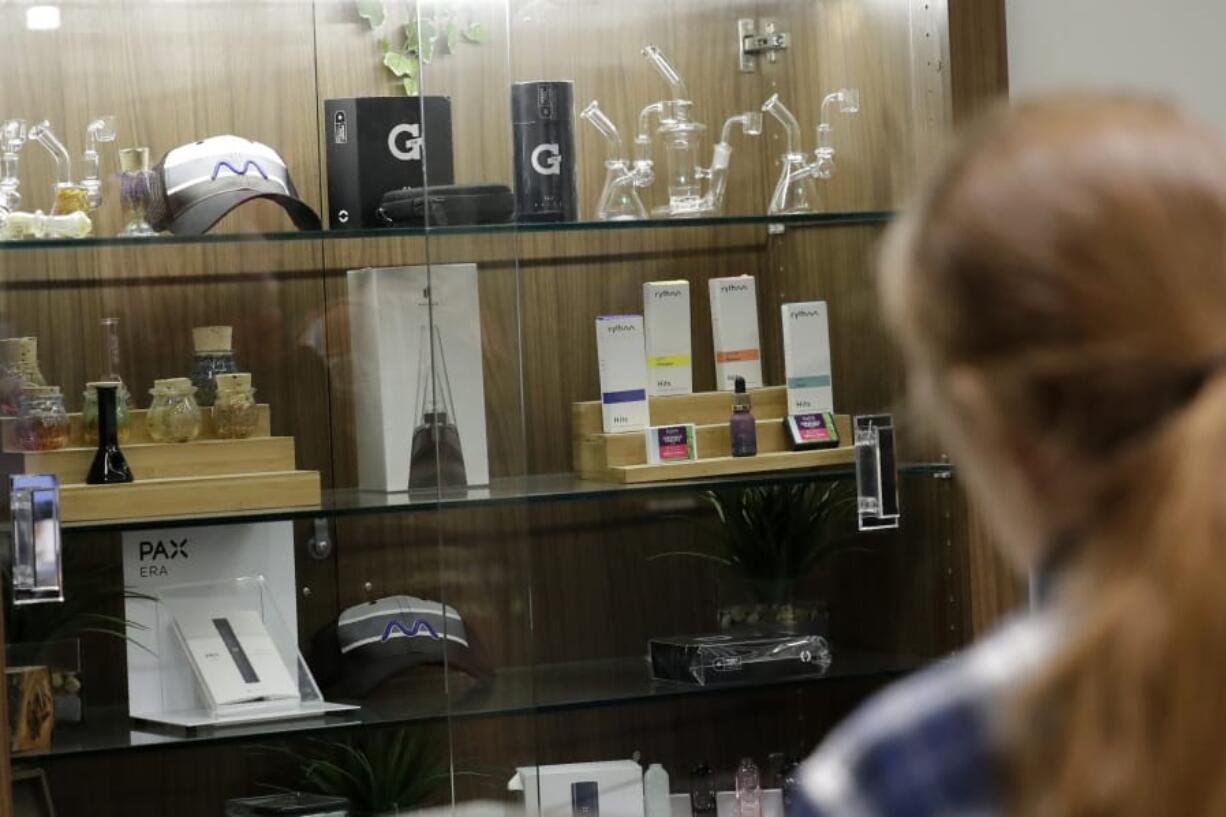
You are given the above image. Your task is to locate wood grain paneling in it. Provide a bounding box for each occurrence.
[949,0,1010,124]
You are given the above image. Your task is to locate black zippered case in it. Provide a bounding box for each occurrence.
[377,184,515,227]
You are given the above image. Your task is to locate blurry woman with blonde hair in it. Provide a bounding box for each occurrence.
[796,96,1226,816]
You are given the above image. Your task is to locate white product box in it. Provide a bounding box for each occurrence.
[123,523,298,725]
[709,275,763,390]
[510,761,645,817]
[596,315,650,433]
[781,300,834,414]
[643,280,693,396]
[347,264,490,491]
[174,608,300,709]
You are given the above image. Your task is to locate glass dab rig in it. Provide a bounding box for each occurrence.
[583,45,761,220]
[0,116,115,239]
[761,89,860,215]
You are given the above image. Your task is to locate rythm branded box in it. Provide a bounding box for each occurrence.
[510,761,646,817]
[781,301,834,414]
[348,264,489,491]
[324,96,454,229]
[643,280,692,396]
[596,315,650,433]
[709,275,763,389]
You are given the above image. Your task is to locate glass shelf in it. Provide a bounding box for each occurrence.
[0,211,894,253]
[62,463,953,534]
[28,650,919,761]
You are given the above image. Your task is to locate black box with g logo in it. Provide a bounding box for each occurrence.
[324,96,454,230]
[511,81,577,223]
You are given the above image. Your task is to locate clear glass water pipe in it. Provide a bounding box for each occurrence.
[0,119,27,215]
[28,121,89,216]
[82,116,117,211]
[580,101,648,221]
[699,112,763,216]
[761,89,860,215]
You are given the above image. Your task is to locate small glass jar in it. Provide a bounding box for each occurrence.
[189,326,238,407]
[16,386,70,451]
[147,378,202,443]
[212,373,258,439]
[82,382,132,445]
[0,337,48,417]
[118,147,157,237]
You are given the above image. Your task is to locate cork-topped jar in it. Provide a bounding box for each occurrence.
[212,372,258,439]
[189,325,238,407]
[16,385,69,451]
[147,378,202,443]
[0,337,48,417]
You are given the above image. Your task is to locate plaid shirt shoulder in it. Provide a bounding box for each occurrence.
[794,613,1062,817]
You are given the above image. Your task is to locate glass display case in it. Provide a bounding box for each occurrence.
[0,1,1014,815]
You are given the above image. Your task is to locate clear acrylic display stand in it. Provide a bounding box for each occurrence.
[134,575,354,730]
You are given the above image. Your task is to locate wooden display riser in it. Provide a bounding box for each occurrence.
[0,404,321,523]
[58,471,322,523]
[573,386,855,484]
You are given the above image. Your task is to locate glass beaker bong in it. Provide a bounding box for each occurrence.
[761,89,860,215]
[580,101,649,221]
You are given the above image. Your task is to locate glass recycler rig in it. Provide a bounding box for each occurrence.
[761,89,860,215]
[582,45,761,220]
[0,115,115,240]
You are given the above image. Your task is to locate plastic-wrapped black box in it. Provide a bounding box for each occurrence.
[649,631,832,686]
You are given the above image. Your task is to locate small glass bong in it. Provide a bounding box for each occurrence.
[579,101,649,221]
[761,90,860,215]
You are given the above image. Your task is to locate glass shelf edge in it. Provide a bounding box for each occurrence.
[59,463,953,534]
[0,211,895,253]
[25,651,922,762]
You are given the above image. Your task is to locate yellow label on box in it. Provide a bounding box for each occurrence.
[648,354,691,368]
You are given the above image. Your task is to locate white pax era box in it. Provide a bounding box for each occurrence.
[173,607,300,710]
[509,761,645,817]
[643,280,692,396]
[781,300,834,414]
[347,264,490,491]
[596,315,650,433]
[709,275,763,390]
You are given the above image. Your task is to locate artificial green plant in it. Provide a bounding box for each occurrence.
[654,482,861,604]
[356,0,487,95]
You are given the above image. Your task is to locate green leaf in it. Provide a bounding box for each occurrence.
[383,50,416,77]
[445,20,459,52]
[404,76,419,95]
[461,21,486,43]
[419,19,438,63]
[403,21,419,53]
[355,0,385,29]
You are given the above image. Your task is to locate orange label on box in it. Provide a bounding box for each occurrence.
[716,349,761,363]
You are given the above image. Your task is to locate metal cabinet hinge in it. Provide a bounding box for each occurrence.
[739,18,790,73]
